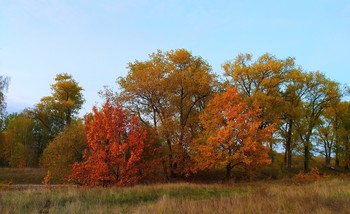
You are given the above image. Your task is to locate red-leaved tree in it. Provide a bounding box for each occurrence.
[71,99,156,186]
[196,87,274,180]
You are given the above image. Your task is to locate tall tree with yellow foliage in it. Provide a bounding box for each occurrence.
[119,49,216,178]
[223,53,299,165]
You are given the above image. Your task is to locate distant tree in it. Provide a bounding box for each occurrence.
[1,113,36,167]
[0,75,10,126]
[34,73,84,128]
[41,121,87,183]
[196,87,274,180]
[315,102,348,167]
[49,73,84,126]
[71,99,157,187]
[29,73,84,158]
[0,131,5,165]
[335,102,350,169]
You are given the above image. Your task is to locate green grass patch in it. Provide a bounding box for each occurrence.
[0,183,246,213]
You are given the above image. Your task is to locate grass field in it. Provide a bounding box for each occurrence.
[1,179,350,213]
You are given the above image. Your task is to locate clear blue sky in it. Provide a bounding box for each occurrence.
[1,0,350,116]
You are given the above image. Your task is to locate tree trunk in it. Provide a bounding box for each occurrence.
[335,154,340,168]
[345,141,350,170]
[153,108,157,132]
[334,143,340,167]
[325,155,331,167]
[287,120,293,171]
[226,163,232,180]
[66,109,71,126]
[269,145,275,164]
[304,143,310,172]
[162,160,169,181]
[167,139,176,178]
[325,145,331,167]
[283,120,293,171]
[287,148,292,171]
[284,149,287,168]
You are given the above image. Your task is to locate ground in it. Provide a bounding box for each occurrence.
[0,179,350,213]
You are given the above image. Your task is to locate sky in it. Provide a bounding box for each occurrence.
[1,0,350,116]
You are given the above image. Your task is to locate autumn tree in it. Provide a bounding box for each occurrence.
[197,87,274,180]
[223,53,298,163]
[317,120,336,167]
[34,73,84,127]
[294,72,341,172]
[41,121,87,183]
[279,69,310,171]
[223,53,296,124]
[343,103,350,169]
[1,113,36,167]
[315,101,347,167]
[119,49,216,178]
[71,99,157,186]
[332,101,350,169]
[29,73,84,157]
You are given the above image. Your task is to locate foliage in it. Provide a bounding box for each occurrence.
[27,73,85,160]
[119,49,217,177]
[40,121,87,184]
[316,102,348,166]
[1,113,36,167]
[294,72,341,171]
[2,52,350,184]
[49,73,85,126]
[293,168,321,182]
[336,102,350,169]
[223,53,296,127]
[71,99,157,186]
[32,73,84,128]
[278,69,310,170]
[223,53,345,172]
[196,87,274,179]
[223,53,300,168]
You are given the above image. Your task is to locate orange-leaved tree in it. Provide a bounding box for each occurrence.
[197,87,274,180]
[71,99,157,186]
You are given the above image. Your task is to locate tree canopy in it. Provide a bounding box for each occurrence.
[2,50,349,185]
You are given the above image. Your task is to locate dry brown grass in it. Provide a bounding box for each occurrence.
[0,179,349,213]
[135,180,350,214]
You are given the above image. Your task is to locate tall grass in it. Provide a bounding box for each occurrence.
[136,180,350,214]
[0,180,349,213]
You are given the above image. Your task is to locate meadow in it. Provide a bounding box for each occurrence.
[1,178,350,213]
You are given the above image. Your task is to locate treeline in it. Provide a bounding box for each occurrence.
[0,49,349,186]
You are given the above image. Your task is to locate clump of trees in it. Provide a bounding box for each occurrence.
[0,73,84,169]
[1,49,350,187]
[1,113,36,167]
